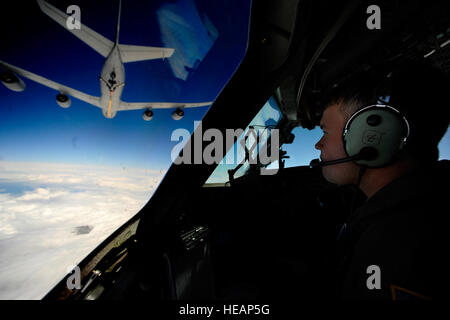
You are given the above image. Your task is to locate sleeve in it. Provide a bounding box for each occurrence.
[340,213,433,300]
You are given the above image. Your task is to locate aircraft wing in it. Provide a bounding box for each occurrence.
[118,101,212,111]
[119,45,175,63]
[0,60,101,108]
[37,0,114,57]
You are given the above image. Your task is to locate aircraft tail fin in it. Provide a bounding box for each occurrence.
[37,0,114,57]
[37,0,175,63]
[114,0,175,63]
[115,0,122,45]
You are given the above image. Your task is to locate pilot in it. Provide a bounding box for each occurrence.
[314,60,449,300]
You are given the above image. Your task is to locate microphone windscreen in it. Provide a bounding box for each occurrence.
[309,159,321,169]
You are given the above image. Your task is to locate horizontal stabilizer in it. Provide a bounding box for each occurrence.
[119,45,175,63]
[37,0,114,57]
[118,101,212,111]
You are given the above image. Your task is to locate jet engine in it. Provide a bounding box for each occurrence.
[142,108,154,121]
[171,108,184,120]
[56,93,71,108]
[0,71,25,92]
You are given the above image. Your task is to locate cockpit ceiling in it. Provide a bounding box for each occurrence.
[294,0,450,129]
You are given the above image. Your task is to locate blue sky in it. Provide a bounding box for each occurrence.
[0,0,251,171]
[1,0,448,176]
[439,129,450,160]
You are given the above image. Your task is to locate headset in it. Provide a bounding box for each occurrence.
[310,72,411,169]
[342,104,410,168]
[310,104,410,169]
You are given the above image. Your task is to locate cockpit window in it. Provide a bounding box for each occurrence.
[0,0,250,299]
[439,128,450,160]
[205,96,282,185]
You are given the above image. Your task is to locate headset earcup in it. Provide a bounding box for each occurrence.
[343,106,408,168]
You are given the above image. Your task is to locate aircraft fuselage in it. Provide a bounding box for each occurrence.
[99,45,125,119]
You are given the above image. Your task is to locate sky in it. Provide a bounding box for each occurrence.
[0,0,251,169]
[0,0,251,299]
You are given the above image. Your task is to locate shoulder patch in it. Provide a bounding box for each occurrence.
[390,284,431,300]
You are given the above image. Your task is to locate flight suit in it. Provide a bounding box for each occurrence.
[336,160,448,300]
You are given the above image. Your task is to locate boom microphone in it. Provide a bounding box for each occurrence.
[309,147,378,169]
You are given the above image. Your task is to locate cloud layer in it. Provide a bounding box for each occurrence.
[0,161,164,299]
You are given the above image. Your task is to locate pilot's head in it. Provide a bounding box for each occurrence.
[315,59,450,187]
